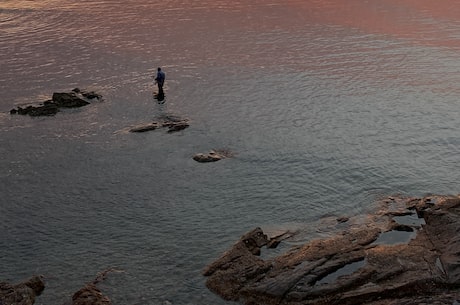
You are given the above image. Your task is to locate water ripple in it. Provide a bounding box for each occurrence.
[3,1,460,305]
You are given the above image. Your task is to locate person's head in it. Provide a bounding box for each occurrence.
[157,67,162,71]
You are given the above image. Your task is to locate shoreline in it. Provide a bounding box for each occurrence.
[203,195,460,305]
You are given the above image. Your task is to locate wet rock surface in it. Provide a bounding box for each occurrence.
[202,227,273,300]
[0,275,45,305]
[193,149,234,163]
[129,116,189,133]
[203,195,460,305]
[69,270,116,305]
[70,284,111,305]
[9,88,102,116]
[0,269,119,305]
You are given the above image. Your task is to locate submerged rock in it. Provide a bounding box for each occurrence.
[203,195,460,305]
[0,275,45,305]
[10,88,102,116]
[129,117,189,133]
[129,122,160,133]
[165,121,189,133]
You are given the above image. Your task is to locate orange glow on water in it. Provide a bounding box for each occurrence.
[286,0,460,49]
[170,0,460,49]
[1,0,62,9]
[5,0,460,48]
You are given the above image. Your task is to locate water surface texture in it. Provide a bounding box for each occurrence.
[2,1,460,304]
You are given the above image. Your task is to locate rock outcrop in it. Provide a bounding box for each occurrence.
[10,88,102,116]
[0,275,45,305]
[203,195,460,305]
[193,149,234,163]
[71,284,111,305]
[69,269,118,305]
[0,269,119,305]
[202,228,273,300]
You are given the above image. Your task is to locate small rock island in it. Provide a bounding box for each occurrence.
[10,88,102,116]
[193,149,234,163]
[129,116,189,133]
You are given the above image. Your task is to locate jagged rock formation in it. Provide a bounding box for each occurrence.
[203,195,460,305]
[10,88,102,116]
[0,275,45,305]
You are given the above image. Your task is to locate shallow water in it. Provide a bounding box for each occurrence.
[316,259,366,286]
[2,1,460,304]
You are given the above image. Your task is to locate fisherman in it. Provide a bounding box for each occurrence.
[154,67,166,101]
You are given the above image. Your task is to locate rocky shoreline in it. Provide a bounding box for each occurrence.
[4,195,460,305]
[203,195,460,305]
[8,91,457,304]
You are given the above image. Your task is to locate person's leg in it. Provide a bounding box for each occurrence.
[158,83,164,100]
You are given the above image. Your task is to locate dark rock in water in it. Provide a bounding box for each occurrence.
[10,101,59,116]
[337,216,349,223]
[0,275,45,305]
[71,284,111,305]
[52,92,90,108]
[159,118,189,132]
[166,122,189,133]
[203,195,460,305]
[10,89,102,116]
[129,117,189,133]
[73,88,102,100]
[193,149,234,163]
[193,152,222,163]
[69,269,119,305]
[129,122,160,133]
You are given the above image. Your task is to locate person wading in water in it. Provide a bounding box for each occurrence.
[154,67,166,102]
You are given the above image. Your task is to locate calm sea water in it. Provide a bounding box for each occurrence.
[2,1,460,304]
